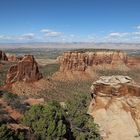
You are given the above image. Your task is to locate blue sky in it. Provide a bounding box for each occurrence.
[0,0,140,43]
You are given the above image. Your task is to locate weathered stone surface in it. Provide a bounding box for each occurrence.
[58,51,128,72]
[7,54,23,62]
[127,56,140,66]
[24,98,44,105]
[0,50,8,61]
[88,76,140,140]
[6,55,43,83]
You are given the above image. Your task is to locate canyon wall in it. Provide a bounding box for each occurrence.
[88,76,140,140]
[58,51,128,72]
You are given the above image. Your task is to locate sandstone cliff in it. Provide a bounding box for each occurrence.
[88,76,140,140]
[58,51,128,72]
[0,50,8,61]
[6,55,43,84]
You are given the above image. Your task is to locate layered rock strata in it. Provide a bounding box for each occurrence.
[88,76,140,140]
[58,51,128,72]
[6,55,42,83]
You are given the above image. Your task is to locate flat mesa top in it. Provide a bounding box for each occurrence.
[94,75,133,86]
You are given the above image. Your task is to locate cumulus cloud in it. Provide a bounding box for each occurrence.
[0,35,13,40]
[40,28,62,37]
[45,31,62,37]
[0,33,35,42]
[133,32,140,36]
[21,33,35,39]
[40,29,52,33]
[108,32,129,38]
[136,25,140,30]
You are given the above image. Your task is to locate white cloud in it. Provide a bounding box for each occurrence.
[0,35,13,40]
[0,33,35,42]
[133,32,140,36]
[45,31,62,37]
[21,33,35,39]
[41,28,62,37]
[108,32,129,38]
[40,29,52,33]
[136,25,140,30]
[70,34,75,37]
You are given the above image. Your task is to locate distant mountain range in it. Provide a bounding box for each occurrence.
[0,42,140,50]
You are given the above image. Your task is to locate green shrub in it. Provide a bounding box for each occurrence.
[0,125,16,140]
[0,124,29,140]
[22,101,72,140]
[3,91,18,101]
[2,91,27,113]
[66,94,101,140]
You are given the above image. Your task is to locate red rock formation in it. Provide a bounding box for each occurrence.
[58,51,128,72]
[0,50,8,61]
[88,76,140,140]
[7,54,23,62]
[6,55,43,84]
[127,56,140,66]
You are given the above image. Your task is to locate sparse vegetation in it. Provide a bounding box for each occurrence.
[0,124,26,140]
[36,80,93,102]
[40,63,60,77]
[0,124,15,140]
[2,91,27,113]
[71,48,121,53]
[0,61,16,87]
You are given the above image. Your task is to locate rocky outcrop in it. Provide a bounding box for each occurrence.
[58,51,128,72]
[24,98,44,105]
[0,50,8,61]
[127,56,140,67]
[6,55,43,84]
[7,54,23,62]
[88,76,140,140]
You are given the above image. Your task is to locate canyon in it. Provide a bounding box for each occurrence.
[0,48,140,140]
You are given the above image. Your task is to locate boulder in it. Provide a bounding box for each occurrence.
[24,98,44,105]
[88,76,140,140]
[6,55,43,84]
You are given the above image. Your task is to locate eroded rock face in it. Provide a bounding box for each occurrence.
[58,51,128,72]
[88,76,140,140]
[127,56,140,66]
[6,55,43,83]
[0,50,8,61]
[7,54,23,62]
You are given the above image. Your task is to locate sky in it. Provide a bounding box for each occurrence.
[0,0,140,43]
